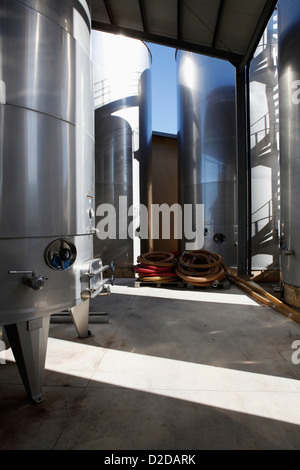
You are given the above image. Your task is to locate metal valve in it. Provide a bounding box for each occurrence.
[8,270,47,291]
[280,236,294,256]
[23,274,46,291]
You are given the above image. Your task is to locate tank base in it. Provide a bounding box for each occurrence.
[284,283,300,308]
[69,299,91,339]
[4,316,50,404]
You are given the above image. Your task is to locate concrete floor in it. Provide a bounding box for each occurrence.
[1,278,300,450]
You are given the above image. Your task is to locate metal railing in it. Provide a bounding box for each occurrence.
[251,199,273,236]
[250,113,270,148]
[94,71,142,107]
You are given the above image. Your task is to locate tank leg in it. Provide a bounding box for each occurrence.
[4,316,50,404]
[69,299,92,339]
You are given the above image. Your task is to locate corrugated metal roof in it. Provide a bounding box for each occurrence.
[90,0,278,69]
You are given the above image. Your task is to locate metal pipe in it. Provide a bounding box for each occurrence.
[229,274,300,324]
[236,67,249,275]
[246,64,252,277]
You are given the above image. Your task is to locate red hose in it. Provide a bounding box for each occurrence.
[135,251,178,282]
[136,250,229,287]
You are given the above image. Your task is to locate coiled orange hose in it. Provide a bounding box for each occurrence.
[175,249,227,286]
[135,249,300,325]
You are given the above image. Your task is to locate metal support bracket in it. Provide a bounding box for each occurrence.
[68,299,92,339]
[4,316,50,404]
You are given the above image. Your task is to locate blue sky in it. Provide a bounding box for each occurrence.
[146,42,177,135]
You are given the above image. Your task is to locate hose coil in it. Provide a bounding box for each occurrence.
[135,251,178,282]
[175,249,227,287]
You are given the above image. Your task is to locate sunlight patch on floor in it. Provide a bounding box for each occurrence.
[2,337,299,426]
[110,284,260,306]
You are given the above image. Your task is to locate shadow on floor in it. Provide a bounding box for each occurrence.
[1,280,300,450]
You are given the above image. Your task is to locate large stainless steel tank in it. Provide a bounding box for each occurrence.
[177,51,237,267]
[249,11,280,271]
[0,0,110,403]
[92,32,152,274]
[278,0,300,305]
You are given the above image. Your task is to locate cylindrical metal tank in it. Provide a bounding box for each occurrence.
[249,11,280,271]
[278,0,300,305]
[0,0,107,402]
[177,51,237,267]
[92,31,152,274]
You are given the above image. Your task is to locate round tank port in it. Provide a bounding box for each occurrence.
[213,233,226,244]
[44,239,77,271]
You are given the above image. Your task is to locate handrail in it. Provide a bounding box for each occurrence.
[94,71,142,107]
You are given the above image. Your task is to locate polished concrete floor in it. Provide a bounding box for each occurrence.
[1,278,300,450]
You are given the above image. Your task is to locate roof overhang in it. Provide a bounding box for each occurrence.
[90,0,278,70]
